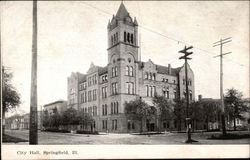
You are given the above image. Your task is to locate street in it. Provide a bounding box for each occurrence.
[3,129,250,145]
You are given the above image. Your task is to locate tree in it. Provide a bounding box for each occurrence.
[224,88,248,131]
[61,107,79,127]
[77,110,94,131]
[42,109,50,128]
[172,98,186,132]
[2,70,21,113]
[153,95,173,131]
[50,108,61,129]
[124,98,156,132]
[2,69,21,133]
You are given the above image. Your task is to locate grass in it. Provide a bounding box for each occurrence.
[3,134,28,143]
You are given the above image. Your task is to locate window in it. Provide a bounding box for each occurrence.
[125,66,129,75]
[116,32,118,43]
[129,66,133,76]
[153,86,156,97]
[152,73,155,80]
[162,78,165,82]
[111,82,118,95]
[94,75,97,84]
[112,67,115,77]
[115,66,118,76]
[146,85,149,97]
[102,104,107,116]
[124,31,126,42]
[126,82,134,94]
[145,72,148,79]
[102,86,107,98]
[183,79,185,85]
[102,120,107,129]
[166,90,169,99]
[149,86,152,97]
[173,80,176,84]
[93,89,97,101]
[174,90,177,99]
[112,119,117,130]
[149,73,152,80]
[88,91,92,102]
[166,79,168,83]
[127,33,130,43]
[189,80,192,86]
[93,106,97,116]
[116,102,119,114]
[111,36,113,45]
[131,34,134,44]
[111,103,113,114]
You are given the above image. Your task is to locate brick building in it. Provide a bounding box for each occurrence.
[67,2,195,133]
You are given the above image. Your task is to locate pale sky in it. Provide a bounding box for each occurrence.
[1,1,249,115]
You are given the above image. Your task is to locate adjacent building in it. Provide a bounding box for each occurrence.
[43,100,67,116]
[67,2,195,133]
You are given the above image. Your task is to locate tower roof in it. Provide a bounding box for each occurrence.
[115,2,129,19]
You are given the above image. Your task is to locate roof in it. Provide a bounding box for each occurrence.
[156,64,181,76]
[78,73,87,83]
[44,100,67,107]
[115,2,129,19]
[98,66,108,75]
[138,61,182,76]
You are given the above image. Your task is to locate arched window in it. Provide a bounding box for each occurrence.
[111,36,113,45]
[127,33,130,43]
[124,31,126,42]
[131,34,134,44]
[129,66,133,76]
[125,66,129,75]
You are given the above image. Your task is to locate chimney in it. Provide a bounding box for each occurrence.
[198,95,202,101]
[168,64,171,74]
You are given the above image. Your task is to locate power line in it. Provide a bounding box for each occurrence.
[72,2,248,68]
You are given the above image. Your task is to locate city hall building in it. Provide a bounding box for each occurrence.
[67,3,195,133]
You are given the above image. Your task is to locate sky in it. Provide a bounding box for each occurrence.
[1,1,249,115]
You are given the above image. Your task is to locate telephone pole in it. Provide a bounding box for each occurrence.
[29,0,38,144]
[213,37,232,136]
[179,45,197,143]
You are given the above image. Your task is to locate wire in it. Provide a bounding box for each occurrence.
[80,2,248,68]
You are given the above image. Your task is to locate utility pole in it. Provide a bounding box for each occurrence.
[29,0,38,144]
[213,37,232,136]
[179,45,196,143]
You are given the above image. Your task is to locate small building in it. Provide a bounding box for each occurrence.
[43,100,67,116]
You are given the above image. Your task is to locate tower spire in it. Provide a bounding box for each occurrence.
[116,1,129,19]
